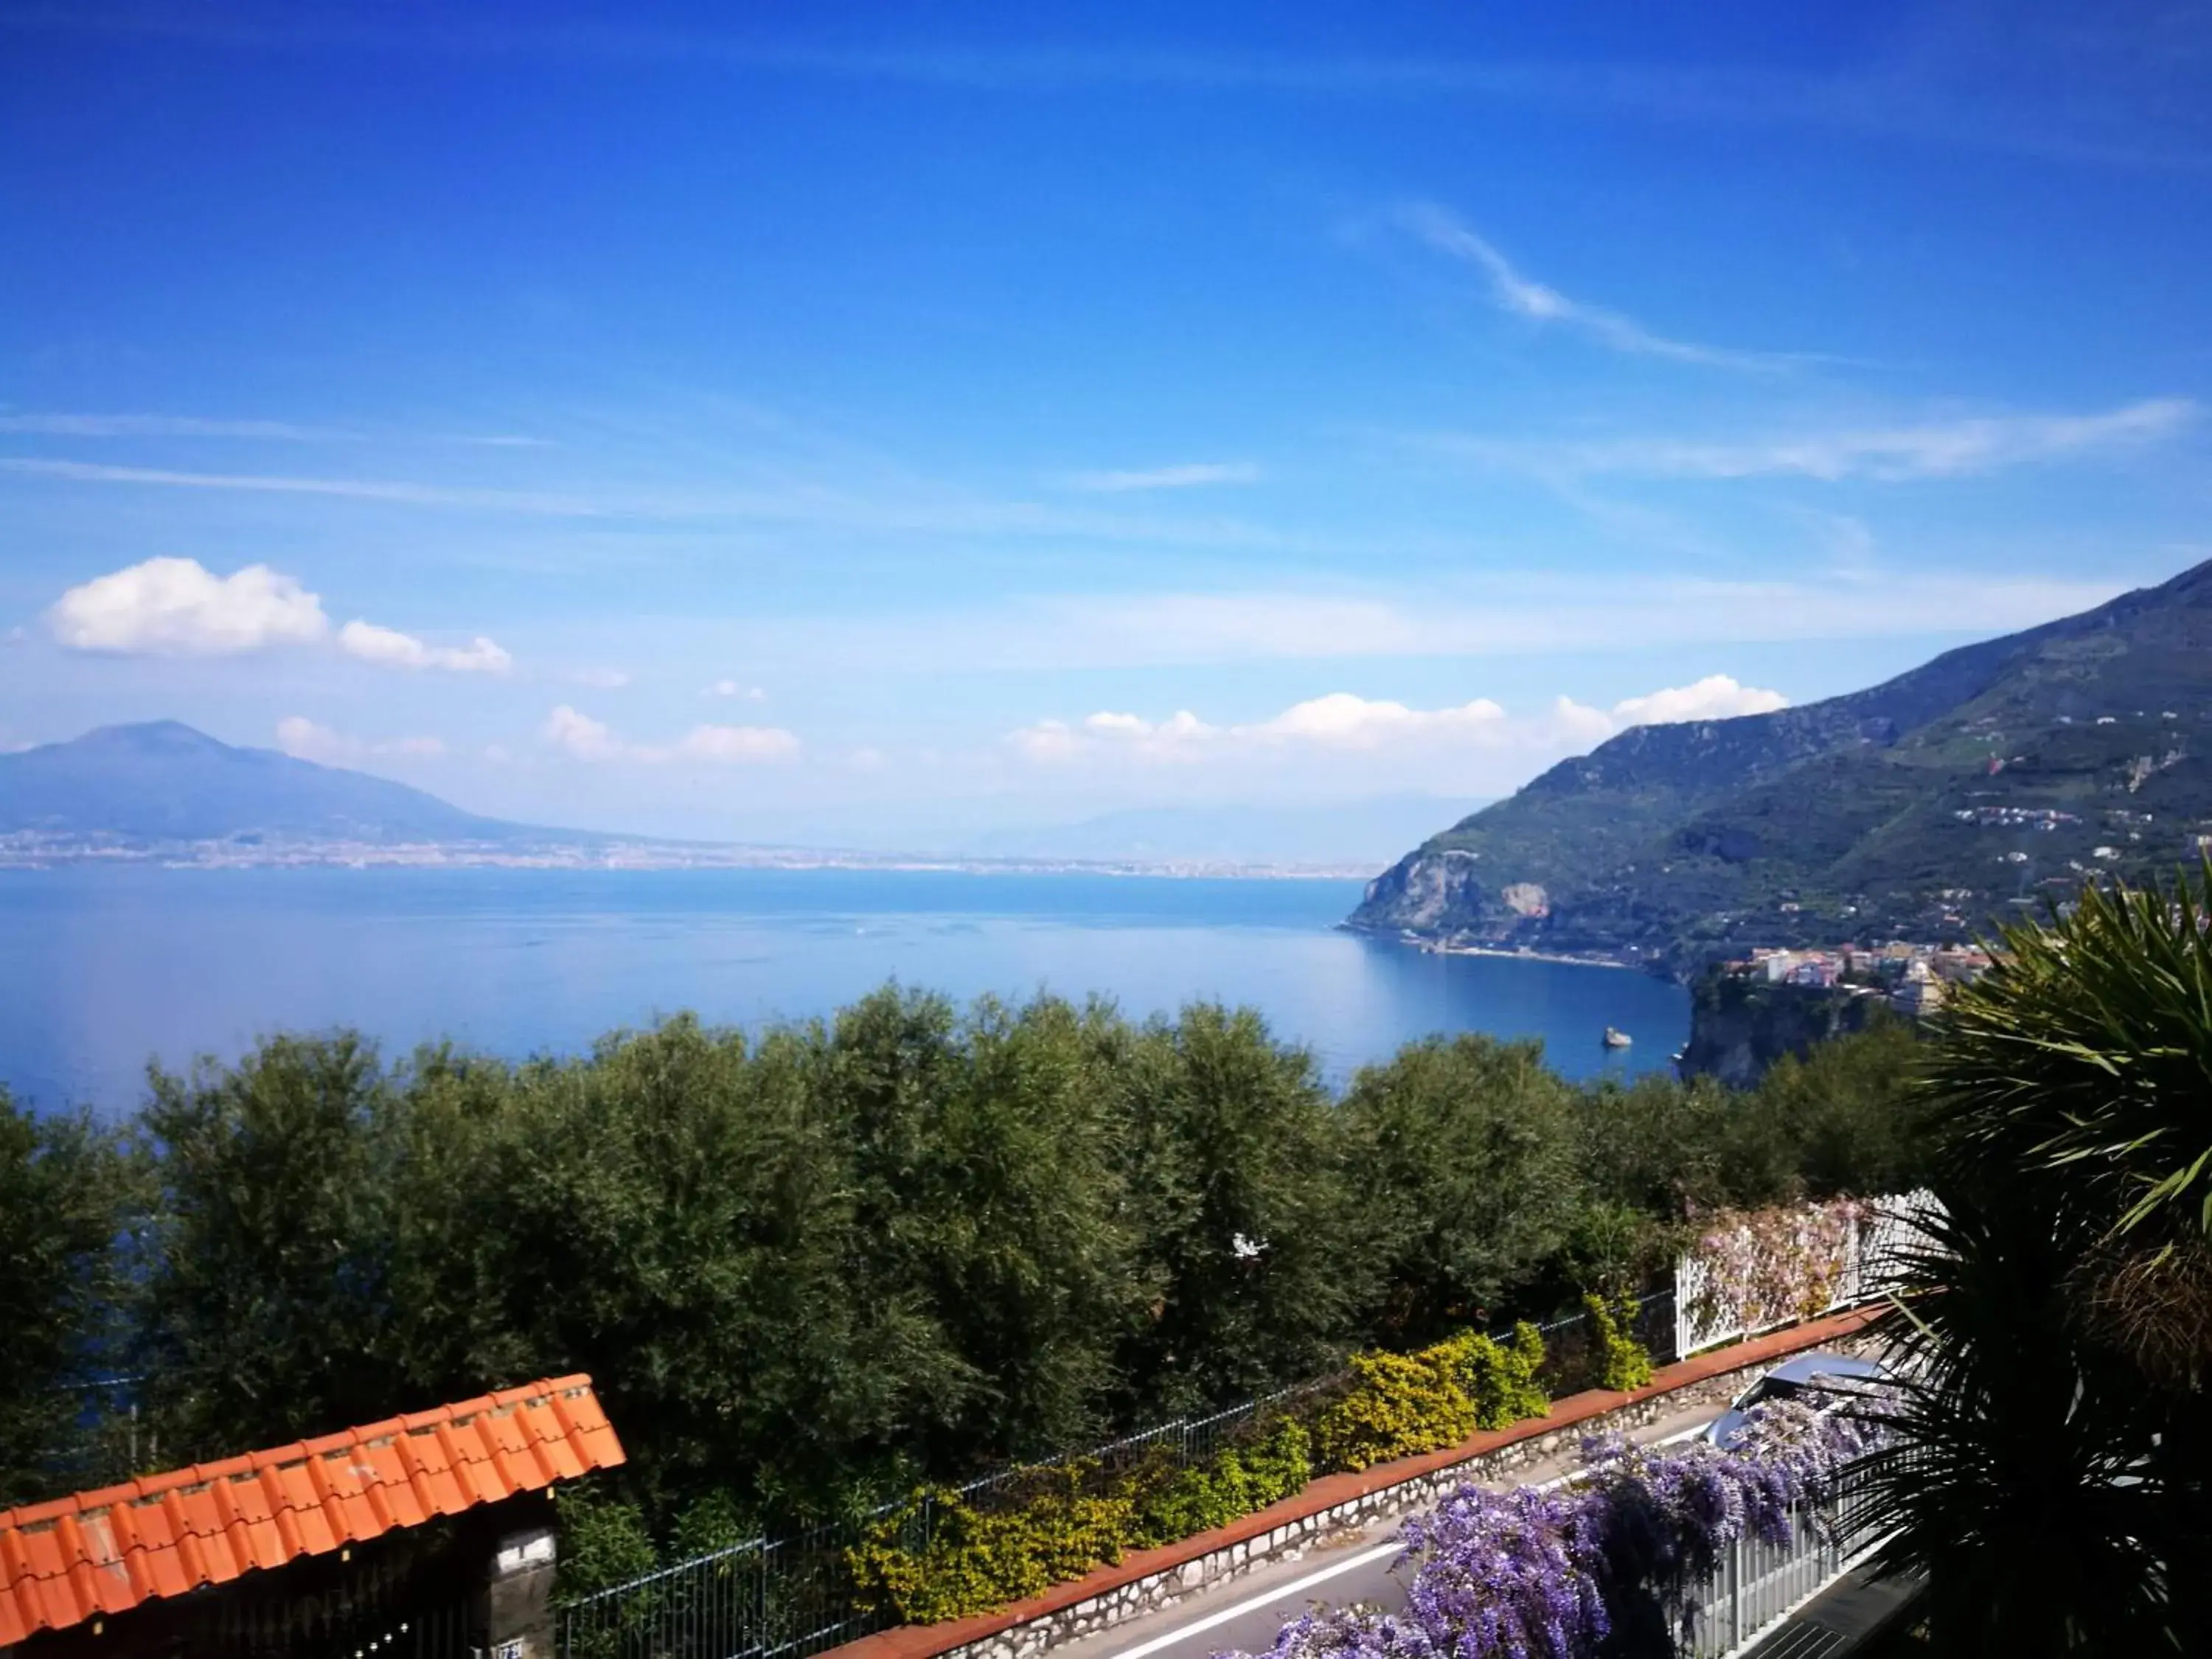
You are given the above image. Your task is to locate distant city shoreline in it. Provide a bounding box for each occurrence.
[0,835,1380,883]
[1366,931,1643,972]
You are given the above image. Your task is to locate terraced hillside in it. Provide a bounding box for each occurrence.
[1349,559,2212,971]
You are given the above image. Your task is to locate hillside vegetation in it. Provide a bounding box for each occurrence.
[0,986,1924,1543]
[1352,558,2212,968]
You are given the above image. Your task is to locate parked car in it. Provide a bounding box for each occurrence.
[1704,1352,1891,1450]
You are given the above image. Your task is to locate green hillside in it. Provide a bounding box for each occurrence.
[1349,558,2212,970]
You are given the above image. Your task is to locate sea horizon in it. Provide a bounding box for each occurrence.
[0,863,1690,1116]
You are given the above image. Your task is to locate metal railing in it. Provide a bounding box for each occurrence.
[551,1379,1352,1659]
[1679,1457,1886,1658]
[556,1518,867,1659]
[552,1292,1682,1659]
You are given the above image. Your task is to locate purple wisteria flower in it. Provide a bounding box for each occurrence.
[1221,1400,1885,1659]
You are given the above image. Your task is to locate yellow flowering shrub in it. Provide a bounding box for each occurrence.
[1585,1293,1655,1392]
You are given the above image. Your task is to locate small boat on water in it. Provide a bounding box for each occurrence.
[1601,1026,1632,1048]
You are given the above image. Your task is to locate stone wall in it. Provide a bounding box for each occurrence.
[942,1328,1888,1659]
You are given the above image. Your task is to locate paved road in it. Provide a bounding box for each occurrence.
[1054,1400,1726,1659]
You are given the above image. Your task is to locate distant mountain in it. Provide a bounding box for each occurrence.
[0,722,569,845]
[964,796,1492,869]
[1350,558,2212,970]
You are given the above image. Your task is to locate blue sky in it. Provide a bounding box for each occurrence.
[4,1,2208,849]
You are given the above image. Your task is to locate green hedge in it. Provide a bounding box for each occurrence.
[849,1420,1315,1624]
[849,1463,1136,1626]
[1314,1324,1547,1471]
[1128,1419,1312,1548]
[852,1324,1557,1624]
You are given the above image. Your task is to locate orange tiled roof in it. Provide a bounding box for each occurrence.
[0,1374,624,1648]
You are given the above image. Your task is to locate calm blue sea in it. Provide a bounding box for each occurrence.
[0,867,1690,1114]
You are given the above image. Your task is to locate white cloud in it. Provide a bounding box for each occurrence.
[706,679,768,701]
[1012,693,1512,765]
[1610,674,1789,726]
[1433,398,2197,482]
[337,619,513,674]
[43,557,515,676]
[275,716,446,763]
[1397,203,1792,370]
[1010,678,1783,782]
[1010,720,1083,762]
[1545,675,1788,746]
[46,557,329,655]
[571,667,630,689]
[543,705,622,762]
[1250,692,1508,745]
[1066,462,1262,493]
[1547,696,1619,747]
[541,706,799,765]
[1083,711,1166,737]
[664,724,801,763]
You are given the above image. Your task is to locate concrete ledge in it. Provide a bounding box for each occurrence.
[827,1307,1885,1659]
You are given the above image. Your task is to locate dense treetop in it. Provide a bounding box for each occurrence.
[0,987,1924,1538]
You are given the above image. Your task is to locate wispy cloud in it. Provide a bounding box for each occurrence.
[1396,203,1803,369]
[1065,462,1261,493]
[1010,696,1505,765]
[1427,397,2198,481]
[10,15,2206,173]
[541,705,800,765]
[337,619,512,675]
[0,458,603,515]
[0,455,1295,550]
[1008,675,1788,773]
[275,717,445,764]
[689,568,2138,677]
[0,411,549,445]
[0,413,347,439]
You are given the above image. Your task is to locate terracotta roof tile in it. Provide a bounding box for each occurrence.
[0,1374,623,1648]
[397,1427,469,1516]
[356,1439,429,1530]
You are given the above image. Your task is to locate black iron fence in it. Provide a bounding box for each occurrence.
[115,1526,480,1659]
[552,1290,1681,1659]
[556,1518,864,1659]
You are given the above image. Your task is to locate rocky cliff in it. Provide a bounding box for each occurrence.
[1675,974,1889,1088]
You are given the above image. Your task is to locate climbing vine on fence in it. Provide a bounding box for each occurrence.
[1683,1197,1874,1346]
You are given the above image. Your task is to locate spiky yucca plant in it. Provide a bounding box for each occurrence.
[1862,866,2212,1655]
[1933,862,2212,1388]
